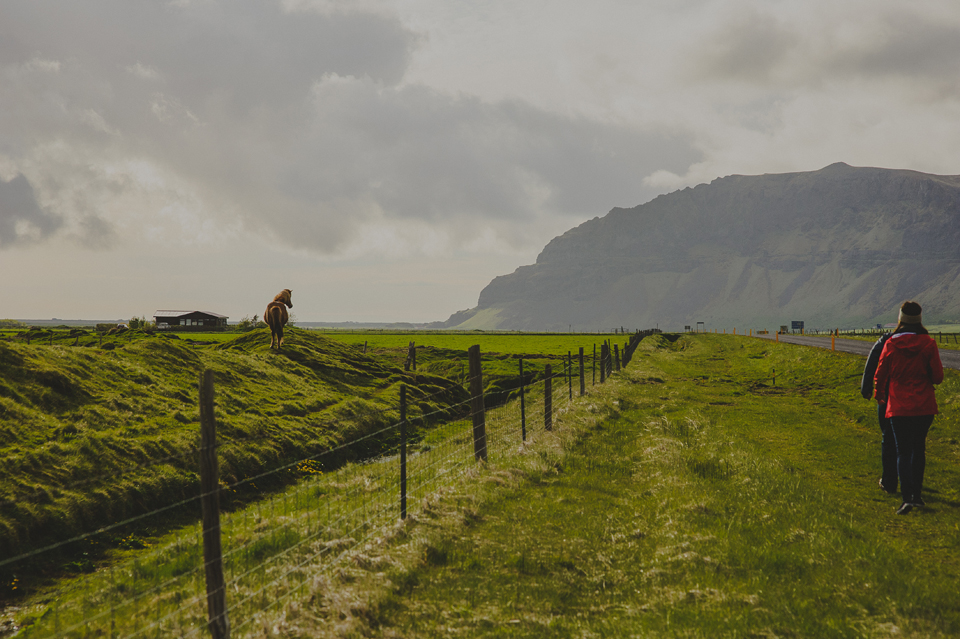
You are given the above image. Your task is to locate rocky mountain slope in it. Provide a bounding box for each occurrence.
[443,163,960,331]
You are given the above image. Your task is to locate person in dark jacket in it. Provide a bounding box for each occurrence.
[874,301,944,515]
[861,332,896,493]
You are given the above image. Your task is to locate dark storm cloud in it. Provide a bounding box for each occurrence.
[0,174,62,247]
[692,9,800,83]
[231,78,701,252]
[832,13,960,81]
[0,1,414,100]
[689,6,960,90]
[0,0,418,148]
[0,0,701,254]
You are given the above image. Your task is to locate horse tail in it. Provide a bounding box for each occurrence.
[267,306,280,331]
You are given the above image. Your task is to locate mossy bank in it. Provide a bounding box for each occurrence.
[0,328,468,592]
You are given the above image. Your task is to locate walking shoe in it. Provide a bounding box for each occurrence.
[896,502,913,515]
[911,498,926,507]
[878,479,896,493]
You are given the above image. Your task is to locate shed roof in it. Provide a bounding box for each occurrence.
[154,310,229,319]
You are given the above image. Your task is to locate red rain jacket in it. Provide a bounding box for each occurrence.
[874,332,944,418]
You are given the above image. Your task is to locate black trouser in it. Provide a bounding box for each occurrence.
[878,402,898,492]
[890,414,934,504]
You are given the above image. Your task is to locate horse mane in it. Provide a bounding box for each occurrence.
[273,289,293,306]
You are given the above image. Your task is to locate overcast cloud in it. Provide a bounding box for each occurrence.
[2,0,959,322]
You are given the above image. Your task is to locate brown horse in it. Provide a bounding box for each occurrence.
[264,289,293,349]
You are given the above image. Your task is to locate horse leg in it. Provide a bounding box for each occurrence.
[277,325,284,349]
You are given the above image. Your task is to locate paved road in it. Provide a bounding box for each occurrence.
[755,334,960,371]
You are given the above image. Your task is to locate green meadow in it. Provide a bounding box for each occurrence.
[2,331,959,637]
[318,330,620,356]
[300,334,960,638]
[0,328,464,591]
[0,327,594,604]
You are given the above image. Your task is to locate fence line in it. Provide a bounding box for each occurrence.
[6,335,649,638]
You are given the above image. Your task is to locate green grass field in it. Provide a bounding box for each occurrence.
[317,330,620,356]
[308,334,960,638]
[0,327,475,597]
[0,327,607,609]
[3,332,959,637]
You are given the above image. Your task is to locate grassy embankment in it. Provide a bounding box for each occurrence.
[0,327,472,593]
[0,329,594,636]
[311,333,960,638]
[0,327,591,602]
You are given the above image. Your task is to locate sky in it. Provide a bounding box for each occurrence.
[2,0,960,323]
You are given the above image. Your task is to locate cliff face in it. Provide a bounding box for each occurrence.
[449,163,960,331]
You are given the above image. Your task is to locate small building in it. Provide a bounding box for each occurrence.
[154,310,229,331]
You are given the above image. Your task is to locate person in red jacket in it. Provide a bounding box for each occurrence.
[874,301,944,515]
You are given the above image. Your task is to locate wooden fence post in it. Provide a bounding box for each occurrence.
[579,347,585,396]
[468,345,487,461]
[519,358,526,442]
[199,370,229,639]
[614,344,621,372]
[592,344,596,385]
[567,351,573,400]
[400,384,407,520]
[599,344,607,383]
[544,364,553,431]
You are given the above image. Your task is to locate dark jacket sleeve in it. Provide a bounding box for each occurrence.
[874,340,893,405]
[861,336,887,399]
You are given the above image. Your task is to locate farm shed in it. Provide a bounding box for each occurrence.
[154,310,229,331]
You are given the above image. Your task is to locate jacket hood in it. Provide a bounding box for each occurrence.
[886,332,931,357]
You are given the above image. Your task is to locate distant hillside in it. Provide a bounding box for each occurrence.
[443,163,960,331]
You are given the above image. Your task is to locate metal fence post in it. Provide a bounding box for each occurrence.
[400,384,407,519]
[519,357,526,442]
[544,364,553,431]
[468,345,487,461]
[600,344,607,383]
[579,347,585,396]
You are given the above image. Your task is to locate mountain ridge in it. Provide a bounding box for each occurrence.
[443,163,960,331]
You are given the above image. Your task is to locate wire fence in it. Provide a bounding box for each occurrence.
[3,340,633,638]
